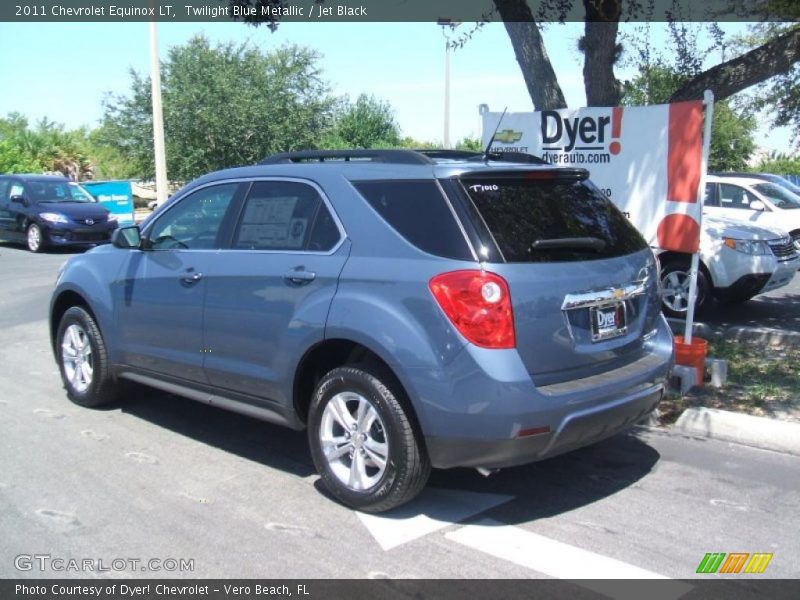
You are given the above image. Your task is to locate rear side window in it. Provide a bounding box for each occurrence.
[233,181,340,251]
[353,180,472,260]
[460,178,647,263]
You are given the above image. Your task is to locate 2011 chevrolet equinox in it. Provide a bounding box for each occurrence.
[50,149,673,512]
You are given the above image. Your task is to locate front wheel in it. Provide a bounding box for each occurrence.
[56,306,120,407]
[27,223,45,253]
[660,260,711,319]
[308,365,430,513]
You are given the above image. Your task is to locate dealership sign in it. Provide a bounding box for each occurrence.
[80,180,135,226]
[481,101,706,253]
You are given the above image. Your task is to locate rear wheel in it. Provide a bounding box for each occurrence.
[27,223,44,253]
[308,365,430,513]
[660,260,711,318]
[56,306,120,407]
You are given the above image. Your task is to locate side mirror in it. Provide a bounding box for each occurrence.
[10,195,25,205]
[112,226,142,249]
[749,200,766,211]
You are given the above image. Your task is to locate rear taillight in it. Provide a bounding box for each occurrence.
[429,270,516,349]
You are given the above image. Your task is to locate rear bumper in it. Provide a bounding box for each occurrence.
[404,314,673,470]
[426,386,662,469]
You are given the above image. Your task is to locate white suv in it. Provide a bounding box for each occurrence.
[704,174,800,250]
[658,215,799,318]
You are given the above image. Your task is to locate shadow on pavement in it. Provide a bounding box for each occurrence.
[701,293,800,333]
[118,382,661,522]
[119,384,317,479]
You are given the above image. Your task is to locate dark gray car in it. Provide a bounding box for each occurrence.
[50,150,673,512]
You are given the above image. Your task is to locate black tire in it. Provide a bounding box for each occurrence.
[307,365,430,513]
[659,260,711,319]
[26,223,45,253]
[56,306,120,407]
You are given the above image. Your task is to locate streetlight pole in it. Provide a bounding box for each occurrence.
[444,36,451,149]
[149,20,168,207]
[438,19,459,149]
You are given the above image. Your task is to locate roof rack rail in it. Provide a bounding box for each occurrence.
[260,149,434,165]
[415,149,551,165]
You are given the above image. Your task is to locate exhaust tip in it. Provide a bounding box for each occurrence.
[476,467,499,477]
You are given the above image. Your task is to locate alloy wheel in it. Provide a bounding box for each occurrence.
[319,392,389,492]
[61,324,93,393]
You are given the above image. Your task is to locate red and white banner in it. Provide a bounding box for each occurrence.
[481,101,705,253]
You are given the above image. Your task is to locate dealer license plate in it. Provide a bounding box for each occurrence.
[590,302,627,342]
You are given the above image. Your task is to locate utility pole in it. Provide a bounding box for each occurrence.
[438,19,460,149]
[149,20,168,207]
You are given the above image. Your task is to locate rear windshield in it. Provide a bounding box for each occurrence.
[460,177,647,262]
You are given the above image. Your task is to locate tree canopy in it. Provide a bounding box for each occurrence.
[98,36,336,181]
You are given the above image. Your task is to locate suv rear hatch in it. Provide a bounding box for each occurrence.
[445,168,662,386]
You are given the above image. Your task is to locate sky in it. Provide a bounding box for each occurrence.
[0,20,792,153]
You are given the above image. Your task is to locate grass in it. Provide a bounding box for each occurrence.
[659,339,800,424]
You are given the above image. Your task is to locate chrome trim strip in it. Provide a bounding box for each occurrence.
[561,280,648,311]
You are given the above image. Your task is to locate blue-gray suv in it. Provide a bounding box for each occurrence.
[50,149,673,512]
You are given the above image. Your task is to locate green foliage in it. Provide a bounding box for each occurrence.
[396,137,439,150]
[100,36,336,180]
[321,94,400,149]
[622,64,756,171]
[753,151,800,175]
[456,137,483,152]
[0,114,96,179]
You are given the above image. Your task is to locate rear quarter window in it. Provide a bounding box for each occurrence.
[460,177,647,263]
[353,180,472,260]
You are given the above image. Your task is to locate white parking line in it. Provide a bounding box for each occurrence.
[357,489,513,551]
[446,519,693,598]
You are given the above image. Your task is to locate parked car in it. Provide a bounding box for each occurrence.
[0,174,118,252]
[50,149,673,512]
[704,174,800,250]
[657,214,799,318]
[711,171,800,196]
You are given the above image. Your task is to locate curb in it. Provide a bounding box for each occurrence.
[672,407,800,457]
[666,318,800,347]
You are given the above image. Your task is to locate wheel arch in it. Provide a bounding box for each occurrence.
[657,251,714,286]
[50,289,96,354]
[292,338,427,446]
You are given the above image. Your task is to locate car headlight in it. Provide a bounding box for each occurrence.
[723,238,770,255]
[39,212,69,224]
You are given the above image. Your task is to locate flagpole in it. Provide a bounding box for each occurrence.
[683,90,714,344]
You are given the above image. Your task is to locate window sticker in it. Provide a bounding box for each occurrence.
[238,196,307,249]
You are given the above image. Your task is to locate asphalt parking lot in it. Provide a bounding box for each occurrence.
[1,242,799,584]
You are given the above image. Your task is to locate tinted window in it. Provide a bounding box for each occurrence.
[308,204,341,251]
[354,180,472,260]
[719,183,757,210]
[148,183,237,250]
[233,181,323,251]
[703,183,717,206]
[0,178,9,200]
[461,178,647,263]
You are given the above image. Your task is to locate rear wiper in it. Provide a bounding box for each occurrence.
[529,237,607,253]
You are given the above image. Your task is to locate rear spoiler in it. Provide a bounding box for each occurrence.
[458,168,589,182]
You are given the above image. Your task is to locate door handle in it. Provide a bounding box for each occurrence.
[284,267,316,285]
[180,271,203,286]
